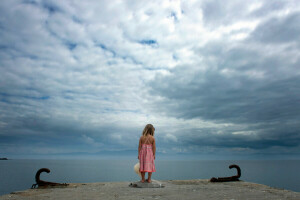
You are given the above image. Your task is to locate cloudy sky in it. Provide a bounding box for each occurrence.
[1,0,300,159]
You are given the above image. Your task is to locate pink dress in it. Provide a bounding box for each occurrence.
[139,137,156,172]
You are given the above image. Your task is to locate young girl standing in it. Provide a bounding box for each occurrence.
[138,124,156,183]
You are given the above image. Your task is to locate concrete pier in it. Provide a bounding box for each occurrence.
[1,179,299,200]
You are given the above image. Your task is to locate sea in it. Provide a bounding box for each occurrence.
[0,159,299,195]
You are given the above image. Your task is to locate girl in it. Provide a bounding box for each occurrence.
[138,124,156,183]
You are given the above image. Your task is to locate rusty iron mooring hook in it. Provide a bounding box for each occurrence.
[210,164,241,182]
[31,168,68,188]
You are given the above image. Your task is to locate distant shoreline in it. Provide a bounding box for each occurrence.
[0,158,8,160]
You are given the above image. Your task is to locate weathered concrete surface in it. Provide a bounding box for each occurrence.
[0,179,299,200]
[129,179,165,188]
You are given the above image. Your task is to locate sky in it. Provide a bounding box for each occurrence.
[0,0,300,160]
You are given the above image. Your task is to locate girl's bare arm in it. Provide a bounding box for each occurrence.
[152,138,156,159]
[138,137,142,159]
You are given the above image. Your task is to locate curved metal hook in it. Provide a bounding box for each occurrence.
[229,164,241,178]
[35,168,51,184]
[31,168,68,188]
[210,164,241,182]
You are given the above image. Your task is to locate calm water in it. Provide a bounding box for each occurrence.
[0,159,299,195]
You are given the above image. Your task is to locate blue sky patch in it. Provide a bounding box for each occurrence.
[97,43,116,57]
[65,42,77,50]
[42,2,60,14]
[139,39,157,46]
[170,12,178,22]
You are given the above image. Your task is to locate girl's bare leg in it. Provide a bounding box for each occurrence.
[147,172,152,183]
[141,172,145,182]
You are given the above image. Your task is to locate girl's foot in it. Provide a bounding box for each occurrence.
[141,179,145,183]
[147,179,151,183]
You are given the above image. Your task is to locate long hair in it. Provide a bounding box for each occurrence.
[142,124,155,136]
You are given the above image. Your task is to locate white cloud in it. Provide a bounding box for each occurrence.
[165,134,178,142]
[81,134,101,146]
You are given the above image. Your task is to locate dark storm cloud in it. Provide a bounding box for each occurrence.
[150,50,300,124]
[251,12,300,43]
[148,9,300,151]
[251,1,296,18]
[201,0,249,26]
[180,121,300,150]
[0,111,141,154]
[201,0,300,31]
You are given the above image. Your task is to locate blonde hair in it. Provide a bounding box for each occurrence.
[142,124,155,136]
